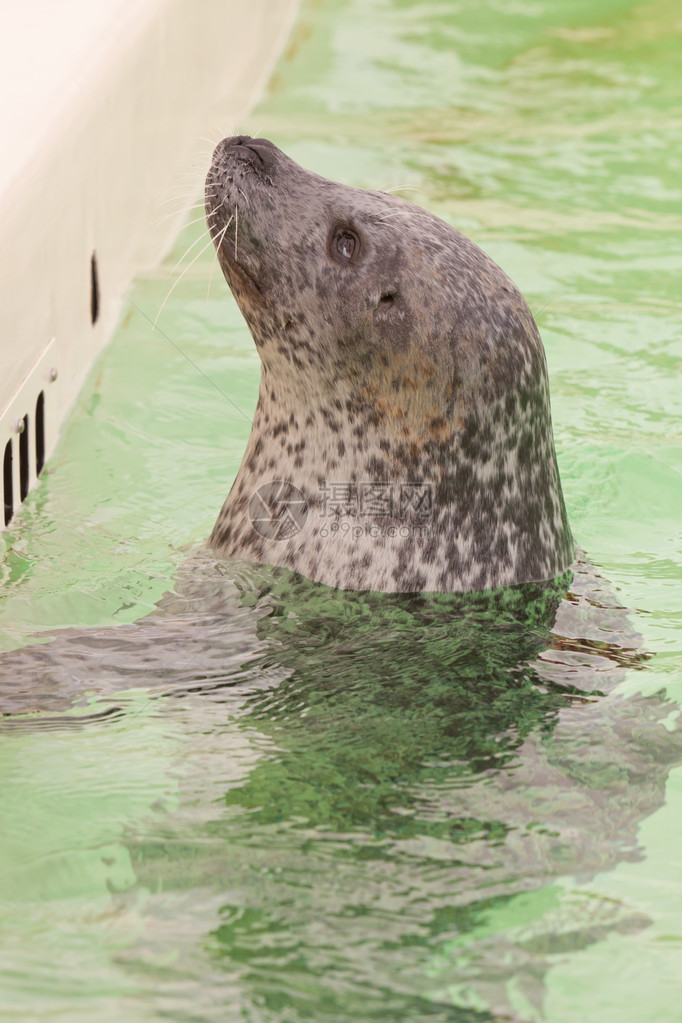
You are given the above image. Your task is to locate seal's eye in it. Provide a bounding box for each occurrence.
[331,228,360,265]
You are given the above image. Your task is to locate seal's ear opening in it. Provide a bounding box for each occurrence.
[374,290,397,312]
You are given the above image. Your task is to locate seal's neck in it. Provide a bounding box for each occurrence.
[210,368,573,593]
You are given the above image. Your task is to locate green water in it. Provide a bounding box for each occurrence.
[1,0,681,1019]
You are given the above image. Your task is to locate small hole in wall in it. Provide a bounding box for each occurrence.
[19,416,29,502]
[36,391,45,477]
[90,252,100,325]
[3,440,13,526]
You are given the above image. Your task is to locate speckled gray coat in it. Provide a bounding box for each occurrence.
[205,137,573,592]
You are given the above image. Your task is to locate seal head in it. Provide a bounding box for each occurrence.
[205,135,573,592]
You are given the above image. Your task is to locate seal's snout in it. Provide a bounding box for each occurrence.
[206,136,281,306]
[211,135,279,174]
[206,136,279,233]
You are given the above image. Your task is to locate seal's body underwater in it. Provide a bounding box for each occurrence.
[205,136,573,592]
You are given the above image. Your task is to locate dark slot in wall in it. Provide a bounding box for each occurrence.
[19,415,29,501]
[3,440,13,526]
[36,391,45,477]
[91,252,100,325]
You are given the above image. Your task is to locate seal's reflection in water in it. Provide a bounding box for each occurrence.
[1,561,679,1016]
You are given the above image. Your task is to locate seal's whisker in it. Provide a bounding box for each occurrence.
[153,234,217,328]
[158,185,218,207]
[374,207,413,217]
[380,184,420,194]
[237,188,250,207]
[196,135,221,147]
[158,179,201,196]
[375,207,416,219]
[154,209,213,231]
[165,203,212,221]
[132,300,295,473]
[530,296,561,322]
[373,211,414,224]
[156,194,202,210]
[155,196,211,220]
[202,120,237,150]
[234,203,239,261]
[207,217,232,301]
[191,211,217,227]
[169,229,217,277]
[156,182,205,203]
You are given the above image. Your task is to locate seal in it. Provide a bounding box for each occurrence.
[205,136,574,592]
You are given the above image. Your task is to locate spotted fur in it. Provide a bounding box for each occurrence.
[205,136,574,593]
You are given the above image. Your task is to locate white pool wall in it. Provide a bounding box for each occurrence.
[0,0,300,527]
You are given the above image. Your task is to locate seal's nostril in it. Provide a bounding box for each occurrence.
[224,135,252,147]
[212,136,279,172]
[248,138,278,153]
[212,135,254,163]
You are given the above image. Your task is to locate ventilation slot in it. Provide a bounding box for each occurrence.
[36,391,45,477]
[90,252,100,325]
[3,440,13,526]
[19,415,29,501]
